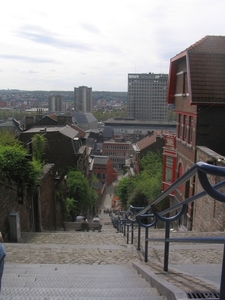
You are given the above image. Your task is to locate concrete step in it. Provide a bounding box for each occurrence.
[1,264,166,300]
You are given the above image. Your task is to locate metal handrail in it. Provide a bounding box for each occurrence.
[127,162,225,220]
[117,162,225,300]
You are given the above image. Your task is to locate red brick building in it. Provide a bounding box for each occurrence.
[162,135,177,195]
[166,35,225,230]
[92,156,117,186]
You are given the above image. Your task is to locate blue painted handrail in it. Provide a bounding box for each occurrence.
[113,162,225,300]
[129,162,225,219]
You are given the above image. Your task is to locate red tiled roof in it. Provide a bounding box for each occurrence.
[187,35,225,54]
[48,114,58,121]
[69,123,86,138]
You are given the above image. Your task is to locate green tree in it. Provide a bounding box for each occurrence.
[65,168,96,217]
[31,134,47,162]
[92,109,127,121]
[0,131,42,201]
[0,144,41,191]
[116,151,165,211]
[128,187,148,207]
[0,130,22,146]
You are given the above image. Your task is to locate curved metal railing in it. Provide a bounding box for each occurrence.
[111,162,225,300]
[127,162,225,221]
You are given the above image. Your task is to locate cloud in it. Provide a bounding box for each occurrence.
[17,25,93,52]
[28,70,38,74]
[80,23,101,34]
[0,54,57,63]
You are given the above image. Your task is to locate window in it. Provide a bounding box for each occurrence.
[178,163,184,192]
[184,115,188,141]
[165,156,173,182]
[178,114,183,139]
[188,116,194,144]
[165,168,172,182]
[183,72,187,94]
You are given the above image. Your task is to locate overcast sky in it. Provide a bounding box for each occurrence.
[0,0,224,92]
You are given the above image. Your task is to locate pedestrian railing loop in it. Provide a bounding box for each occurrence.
[126,162,225,221]
[151,203,187,223]
[111,162,225,300]
[136,214,157,228]
[198,165,225,203]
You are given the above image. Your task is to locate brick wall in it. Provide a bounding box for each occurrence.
[0,181,32,240]
[38,164,64,231]
[193,146,225,231]
[0,165,65,239]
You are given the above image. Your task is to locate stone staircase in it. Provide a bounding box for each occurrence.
[1,263,166,299]
[0,210,167,299]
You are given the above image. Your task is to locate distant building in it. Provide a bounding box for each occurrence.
[132,132,165,174]
[74,86,92,113]
[102,140,133,169]
[92,155,118,186]
[71,112,98,131]
[48,95,64,112]
[128,73,168,121]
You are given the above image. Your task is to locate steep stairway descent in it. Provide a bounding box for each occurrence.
[1,209,167,299]
[1,263,166,299]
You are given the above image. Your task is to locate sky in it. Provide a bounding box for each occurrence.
[0,0,225,92]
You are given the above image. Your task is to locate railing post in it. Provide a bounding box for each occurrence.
[131,223,134,244]
[164,221,170,272]
[124,222,126,236]
[145,226,149,262]
[219,242,225,300]
[137,224,141,250]
[127,225,129,244]
[118,218,120,232]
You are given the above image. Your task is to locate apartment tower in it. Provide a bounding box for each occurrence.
[74,86,92,113]
[128,73,168,121]
[48,94,64,112]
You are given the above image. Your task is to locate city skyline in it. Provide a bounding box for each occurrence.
[0,0,224,92]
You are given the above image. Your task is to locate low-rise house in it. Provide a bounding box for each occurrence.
[92,156,118,186]
[132,132,164,174]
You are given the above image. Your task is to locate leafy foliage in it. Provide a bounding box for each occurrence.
[93,109,127,121]
[0,130,22,146]
[65,168,97,217]
[116,151,165,211]
[0,131,42,192]
[31,134,47,162]
[0,144,40,190]
[92,91,127,102]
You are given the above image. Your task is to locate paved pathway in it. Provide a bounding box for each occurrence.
[136,229,224,294]
[1,180,224,299]
[1,213,166,299]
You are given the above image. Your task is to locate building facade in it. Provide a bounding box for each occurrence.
[48,95,64,112]
[74,86,92,113]
[166,35,225,230]
[128,73,168,121]
[102,141,132,169]
[92,156,117,186]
